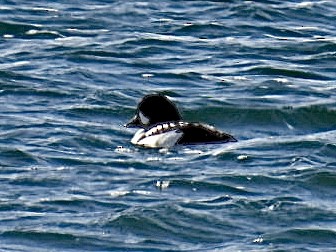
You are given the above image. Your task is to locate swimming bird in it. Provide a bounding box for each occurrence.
[125,94,237,148]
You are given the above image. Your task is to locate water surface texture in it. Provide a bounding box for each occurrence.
[1,0,336,251]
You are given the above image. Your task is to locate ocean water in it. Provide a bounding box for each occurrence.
[1,0,336,251]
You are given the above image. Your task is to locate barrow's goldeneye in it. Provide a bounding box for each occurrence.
[125,94,237,148]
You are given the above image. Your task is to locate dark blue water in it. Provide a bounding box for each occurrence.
[1,0,336,251]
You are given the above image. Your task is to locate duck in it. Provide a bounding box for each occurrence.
[125,94,237,148]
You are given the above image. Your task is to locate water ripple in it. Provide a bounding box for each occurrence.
[1,0,336,251]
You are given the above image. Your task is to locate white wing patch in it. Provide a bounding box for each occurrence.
[137,129,183,148]
[131,123,186,148]
[131,129,145,145]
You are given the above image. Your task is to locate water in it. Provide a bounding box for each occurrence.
[1,0,336,251]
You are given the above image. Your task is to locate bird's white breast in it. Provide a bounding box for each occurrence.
[131,128,183,148]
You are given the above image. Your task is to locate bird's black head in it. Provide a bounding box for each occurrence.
[125,94,182,129]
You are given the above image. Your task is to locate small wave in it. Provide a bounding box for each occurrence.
[0,230,99,250]
[243,66,331,80]
[0,147,37,167]
[185,105,336,133]
[63,105,120,117]
[1,230,77,241]
[0,84,74,99]
[25,29,64,39]
[211,129,336,157]
[265,228,336,248]
[0,21,63,39]
[301,171,336,193]
[104,203,241,249]
[170,178,256,196]
[0,21,35,38]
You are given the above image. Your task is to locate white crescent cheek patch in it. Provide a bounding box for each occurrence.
[139,112,150,125]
